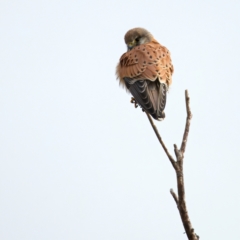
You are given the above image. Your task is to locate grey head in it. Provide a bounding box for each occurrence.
[124,27,154,51]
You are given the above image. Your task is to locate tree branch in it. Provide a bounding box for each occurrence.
[181,90,192,154]
[145,112,176,169]
[146,90,199,240]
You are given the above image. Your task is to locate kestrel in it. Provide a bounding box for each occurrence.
[116,28,174,120]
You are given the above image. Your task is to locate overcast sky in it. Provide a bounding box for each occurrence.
[1,0,240,239]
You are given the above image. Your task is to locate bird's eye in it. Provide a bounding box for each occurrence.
[135,37,140,42]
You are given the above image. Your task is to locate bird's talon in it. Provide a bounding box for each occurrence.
[130,97,139,108]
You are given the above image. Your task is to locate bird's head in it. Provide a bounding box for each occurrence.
[124,28,153,51]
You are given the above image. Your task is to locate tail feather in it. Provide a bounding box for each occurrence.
[124,77,167,120]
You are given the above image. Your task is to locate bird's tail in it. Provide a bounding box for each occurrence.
[148,81,167,120]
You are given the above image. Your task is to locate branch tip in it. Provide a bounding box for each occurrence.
[170,188,179,205]
[180,90,193,154]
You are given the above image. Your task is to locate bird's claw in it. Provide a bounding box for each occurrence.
[130,97,138,108]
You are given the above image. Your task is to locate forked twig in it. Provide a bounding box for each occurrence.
[146,90,199,240]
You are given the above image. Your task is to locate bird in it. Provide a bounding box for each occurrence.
[116,27,174,120]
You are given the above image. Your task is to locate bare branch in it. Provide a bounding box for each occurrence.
[175,158,198,240]
[145,112,176,169]
[181,90,192,154]
[170,188,178,205]
[146,90,199,240]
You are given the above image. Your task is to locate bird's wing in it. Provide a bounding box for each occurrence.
[116,40,174,88]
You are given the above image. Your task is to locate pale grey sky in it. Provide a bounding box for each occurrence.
[0,0,240,239]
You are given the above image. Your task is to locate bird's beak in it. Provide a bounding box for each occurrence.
[127,40,136,51]
[127,45,133,51]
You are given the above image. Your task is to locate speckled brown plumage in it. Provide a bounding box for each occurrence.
[116,28,174,120]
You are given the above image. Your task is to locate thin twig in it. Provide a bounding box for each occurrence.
[170,189,179,205]
[181,90,192,154]
[145,112,176,169]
